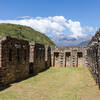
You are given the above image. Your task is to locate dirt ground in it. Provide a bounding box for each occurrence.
[0,67,100,100]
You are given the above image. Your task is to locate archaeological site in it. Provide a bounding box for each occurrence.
[0,28,100,91]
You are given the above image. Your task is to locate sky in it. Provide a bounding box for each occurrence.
[0,0,100,46]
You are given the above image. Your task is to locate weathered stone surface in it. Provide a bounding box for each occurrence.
[29,43,46,74]
[2,29,100,89]
[34,43,46,74]
[87,28,100,89]
[0,36,29,85]
[51,46,87,67]
[45,46,51,68]
[0,36,52,86]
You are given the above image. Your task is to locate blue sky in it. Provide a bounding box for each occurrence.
[0,0,100,26]
[0,0,100,45]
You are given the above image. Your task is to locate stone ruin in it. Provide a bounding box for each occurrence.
[0,28,100,89]
[87,28,100,89]
[51,46,88,67]
[29,42,45,74]
[0,36,29,85]
[50,28,100,89]
[29,43,51,74]
[0,36,51,86]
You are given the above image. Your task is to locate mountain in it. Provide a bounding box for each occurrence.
[0,23,55,46]
[52,34,90,46]
[78,40,89,46]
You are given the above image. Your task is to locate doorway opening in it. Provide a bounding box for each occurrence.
[65,52,71,67]
[29,63,34,74]
[53,52,59,67]
[77,52,83,67]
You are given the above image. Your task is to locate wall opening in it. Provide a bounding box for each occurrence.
[53,52,59,67]
[77,52,83,67]
[65,52,71,67]
[29,63,34,74]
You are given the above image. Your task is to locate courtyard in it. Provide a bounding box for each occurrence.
[0,67,100,100]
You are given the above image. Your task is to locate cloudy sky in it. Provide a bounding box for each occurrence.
[0,0,100,46]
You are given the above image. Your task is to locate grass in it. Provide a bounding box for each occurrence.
[0,67,100,100]
[0,23,55,46]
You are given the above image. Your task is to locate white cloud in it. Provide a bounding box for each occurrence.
[83,26,94,34]
[0,16,94,46]
[0,16,67,36]
[66,20,83,38]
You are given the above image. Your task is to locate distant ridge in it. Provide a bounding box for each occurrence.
[78,40,89,46]
[0,23,55,46]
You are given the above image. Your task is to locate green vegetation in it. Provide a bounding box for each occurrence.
[0,67,100,100]
[0,23,55,45]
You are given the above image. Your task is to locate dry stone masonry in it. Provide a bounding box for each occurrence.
[0,28,100,89]
[30,43,45,74]
[45,45,51,68]
[51,46,87,67]
[0,36,29,85]
[0,36,51,86]
[87,28,100,89]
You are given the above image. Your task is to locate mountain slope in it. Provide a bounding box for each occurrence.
[0,23,55,46]
[78,40,89,46]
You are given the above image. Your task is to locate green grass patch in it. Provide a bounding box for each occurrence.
[0,67,100,100]
[0,23,55,46]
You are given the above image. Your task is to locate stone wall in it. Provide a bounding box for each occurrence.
[29,42,35,74]
[51,46,87,67]
[45,46,51,68]
[0,37,52,86]
[0,33,100,90]
[34,43,46,74]
[87,28,100,89]
[0,34,93,87]
[29,43,46,74]
[0,36,29,85]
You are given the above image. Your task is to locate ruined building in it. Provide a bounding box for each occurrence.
[0,28,100,89]
[50,29,100,89]
[87,29,100,89]
[51,46,88,67]
[0,36,51,86]
[29,43,46,74]
[0,36,29,85]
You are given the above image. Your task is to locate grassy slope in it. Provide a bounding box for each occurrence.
[0,23,55,46]
[0,67,100,100]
